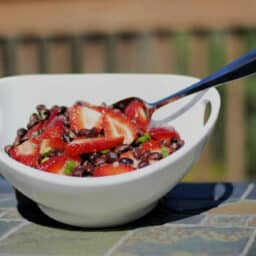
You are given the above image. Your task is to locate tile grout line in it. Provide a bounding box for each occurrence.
[104,230,136,256]
[240,228,256,256]
[0,221,29,241]
[240,184,254,200]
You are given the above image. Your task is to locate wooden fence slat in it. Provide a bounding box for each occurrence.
[104,35,118,73]
[83,36,105,73]
[48,38,71,73]
[150,33,175,73]
[175,32,189,75]
[0,41,4,76]
[38,38,49,73]
[16,39,39,74]
[3,38,16,75]
[225,33,245,181]
[115,34,137,73]
[71,36,83,73]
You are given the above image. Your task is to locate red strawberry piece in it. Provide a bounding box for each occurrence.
[9,139,40,167]
[140,140,162,153]
[124,100,149,131]
[41,106,59,129]
[68,104,103,133]
[39,118,66,152]
[93,163,135,177]
[39,155,80,174]
[149,127,180,140]
[24,122,43,141]
[65,136,123,156]
[103,109,137,144]
[39,155,67,174]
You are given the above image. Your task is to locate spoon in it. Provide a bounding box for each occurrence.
[113,49,256,118]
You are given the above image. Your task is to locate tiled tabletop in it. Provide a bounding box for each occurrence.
[0,177,256,256]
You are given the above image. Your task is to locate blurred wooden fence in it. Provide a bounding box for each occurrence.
[0,30,255,181]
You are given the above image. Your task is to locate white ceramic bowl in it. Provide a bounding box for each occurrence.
[0,74,220,227]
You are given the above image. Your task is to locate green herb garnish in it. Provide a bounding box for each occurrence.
[64,160,76,175]
[101,149,110,154]
[136,133,151,144]
[161,146,169,158]
[41,157,49,163]
[41,146,52,155]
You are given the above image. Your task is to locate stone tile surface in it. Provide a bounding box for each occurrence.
[0,198,17,208]
[246,185,256,199]
[248,217,256,227]
[112,226,253,256]
[0,220,22,238]
[247,236,256,256]
[0,223,126,256]
[207,201,256,215]
[1,208,22,219]
[203,215,249,227]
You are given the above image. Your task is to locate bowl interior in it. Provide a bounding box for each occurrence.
[0,74,207,151]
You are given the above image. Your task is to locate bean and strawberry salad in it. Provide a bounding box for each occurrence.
[4,100,184,177]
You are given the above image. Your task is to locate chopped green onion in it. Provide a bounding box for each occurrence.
[136,133,151,144]
[64,160,76,175]
[41,157,49,163]
[41,146,52,155]
[101,149,110,154]
[161,146,169,158]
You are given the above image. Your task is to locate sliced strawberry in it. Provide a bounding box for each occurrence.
[140,140,162,153]
[39,155,80,174]
[41,106,59,130]
[39,117,66,152]
[68,104,103,133]
[9,139,40,167]
[93,163,135,177]
[103,109,137,144]
[124,100,149,131]
[24,122,43,141]
[65,136,123,156]
[149,127,180,140]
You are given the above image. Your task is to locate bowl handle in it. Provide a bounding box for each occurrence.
[201,88,221,133]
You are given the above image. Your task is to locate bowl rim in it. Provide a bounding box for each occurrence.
[0,74,221,187]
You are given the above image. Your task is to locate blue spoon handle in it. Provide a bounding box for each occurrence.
[151,49,256,108]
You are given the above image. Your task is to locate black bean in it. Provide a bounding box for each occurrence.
[17,128,27,137]
[138,160,149,168]
[36,104,47,112]
[171,138,178,144]
[72,166,86,177]
[119,157,134,165]
[94,155,107,166]
[62,133,71,143]
[39,109,50,120]
[132,147,141,159]
[149,152,162,160]
[114,144,131,154]
[106,151,118,163]
[78,128,98,137]
[88,152,100,163]
[170,142,178,150]
[4,145,12,154]
[141,150,151,161]
[83,161,95,173]
[27,113,40,129]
